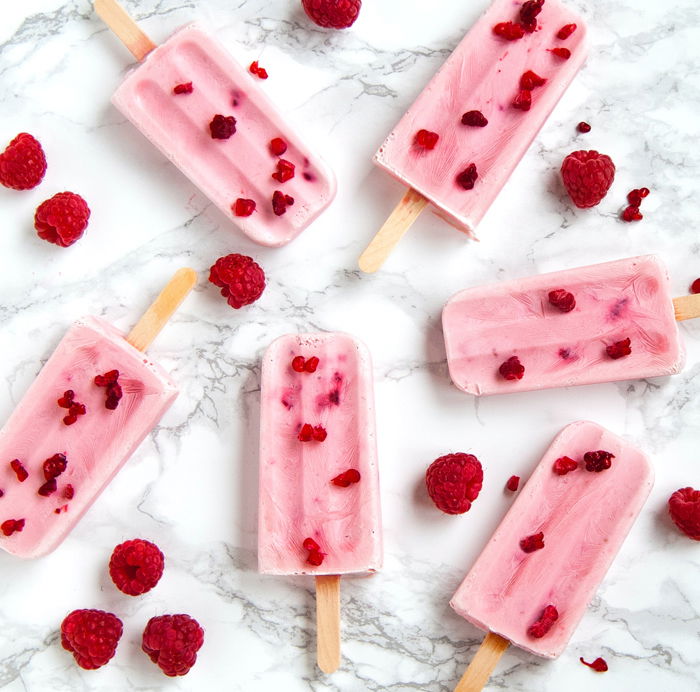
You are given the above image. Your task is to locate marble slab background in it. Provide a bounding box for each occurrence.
[0,0,699,690]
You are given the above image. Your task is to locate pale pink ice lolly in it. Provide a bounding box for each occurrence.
[110,24,335,247]
[450,421,654,660]
[0,317,177,559]
[258,333,381,576]
[443,255,685,396]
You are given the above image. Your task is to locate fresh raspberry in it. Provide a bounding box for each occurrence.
[232,198,256,217]
[519,0,544,32]
[606,338,631,359]
[456,163,478,190]
[512,89,532,111]
[493,21,525,40]
[0,133,47,190]
[557,23,578,40]
[209,115,236,139]
[272,159,295,183]
[414,129,439,150]
[580,657,609,672]
[109,539,164,595]
[668,487,700,540]
[248,61,268,79]
[519,70,547,90]
[10,459,28,482]
[34,192,90,247]
[690,279,700,295]
[209,253,265,309]
[548,289,576,312]
[142,614,204,677]
[269,137,288,156]
[461,110,488,127]
[528,605,559,638]
[505,475,520,492]
[577,121,591,133]
[173,82,193,94]
[425,453,484,515]
[302,0,361,29]
[272,190,294,216]
[43,453,67,481]
[520,531,545,552]
[561,150,615,208]
[303,537,326,565]
[549,47,571,59]
[1,518,25,536]
[331,469,361,487]
[61,609,123,670]
[499,356,525,381]
[553,455,578,475]
[583,450,615,472]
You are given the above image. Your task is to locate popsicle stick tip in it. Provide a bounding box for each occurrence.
[94,0,157,62]
[316,575,341,674]
[454,632,509,692]
[673,294,700,322]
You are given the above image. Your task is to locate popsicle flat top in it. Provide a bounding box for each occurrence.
[374,0,587,235]
[450,420,654,659]
[112,24,335,247]
[258,333,382,576]
[443,255,684,396]
[0,317,177,559]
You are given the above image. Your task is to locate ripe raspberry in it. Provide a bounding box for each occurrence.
[561,150,615,208]
[233,198,256,217]
[505,475,520,492]
[43,453,67,481]
[548,289,576,312]
[668,487,700,540]
[61,609,123,670]
[302,0,361,29]
[512,89,532,111]
[142,614,204,677]
[0,133,47,190]
[425,453,484,515]
[527,605,558,638]
[520,531,545,552]
[690,278,700,295]
[583,450,615,472]
[209,114,236,139]
[209,253,266,309]
[499,355,525,381]
[606,337,631,360]
[34,192,90,247]
[109,539,165,596]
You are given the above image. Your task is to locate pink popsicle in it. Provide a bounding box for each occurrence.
[104,14,335,247]
[443,255,686,396]
[0,317,177,559]
[451,421,653,664]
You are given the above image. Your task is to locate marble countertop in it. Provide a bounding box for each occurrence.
[1,0,699,690]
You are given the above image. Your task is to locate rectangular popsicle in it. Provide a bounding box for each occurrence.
[258,333,381,576]
[451,420,653,660]
[0,317,177,559]
[109,21,335,247]
[443,255,685,396]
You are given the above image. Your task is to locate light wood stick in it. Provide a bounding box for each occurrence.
[359,188,428,273]
[94,0,157,61]
[127,268,197,352]
[454,632,509,692]
[316,575,341,674]
[673,294,700,321]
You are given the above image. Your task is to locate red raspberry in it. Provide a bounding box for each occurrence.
[499,355,525,381]
[456,163,479,190]
[621,204,643,222]
[527,605,558,638]
[232,198,256,217]
[493,22,525,40]
[512,89,532,111]
[557,23,578,40]
[520,531,545,552]
[302,0,361,29]
[38,478,57,496]
[461,111,488,127]
[269,137,288,156]
[0,133,47,190]
[272,159,295,183]
[580,656,608,672]
[548,289,576,312]
[142,614,204,677]
[331,469,361,487]
[248,61,268,79]
[414,129,439,150]
[61,609,123,670]
[298,423,314,441]
[561,150,615,208]
[173,82,193,94]
[209,114,236,139]
[606,337,631,359]
[303,537,326,565]
[577,121,591,133]
[505,475,520,492]
[209,253,266,309]
[312,425,327,441]
[272,190,295,216]
[668,487,700,540]
[425,453,484,515]
[109,538,165,596]
[583,450,615,472]
[305,356,319,373]
[1,518,25,536]
[549,47,571,59]
[690,278,700,295]
[553,455,578,475]
[34,192,90,247]
[43,453,67,481]
[519,0,544,32]
[10,458,28,482]
[519,70,547,90]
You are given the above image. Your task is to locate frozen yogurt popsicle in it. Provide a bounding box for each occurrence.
[360,0,587,272]
[258,333,381,672]
[0,268,196,559]
[442,255,698,396]
[96,0,335,247]
[449,421,653,690]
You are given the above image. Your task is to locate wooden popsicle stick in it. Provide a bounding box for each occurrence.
[454,632,510,692]
[673,294,700,321]
[127,268,197,352]
[359,188,428,273]
[316,574,341,674]
[94,0,157,61]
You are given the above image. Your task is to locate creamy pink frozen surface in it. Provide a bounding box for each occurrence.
[0,317,177,559]
[443,255,684,395]
[258,333,381,576]
[450,421,653,658]
[112,25,335,247]
[374,0,586,235]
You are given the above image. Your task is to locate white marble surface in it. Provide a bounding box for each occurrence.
[1,0,699,689]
